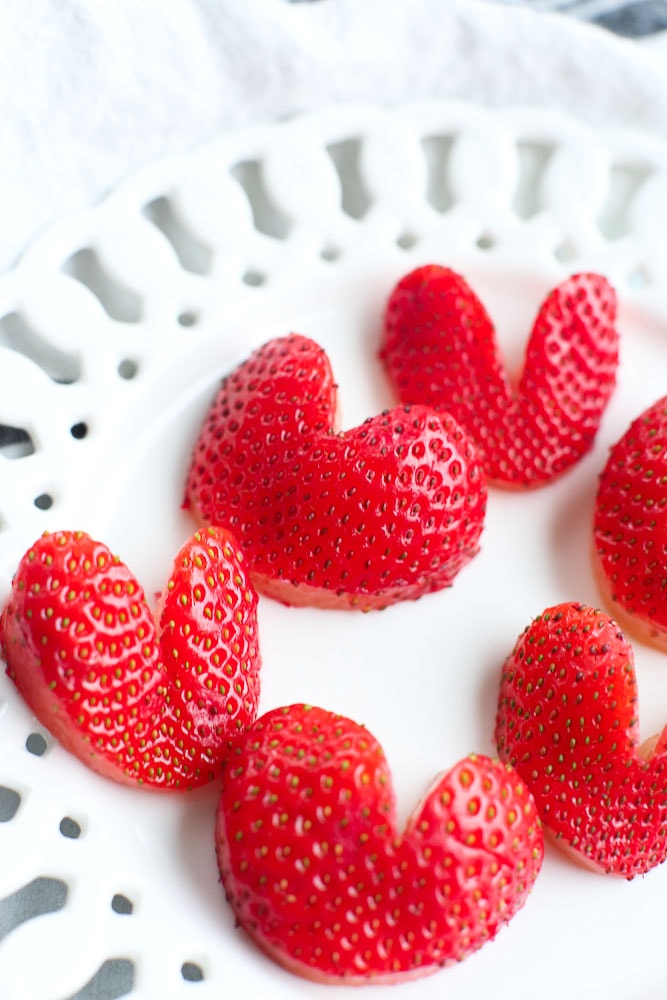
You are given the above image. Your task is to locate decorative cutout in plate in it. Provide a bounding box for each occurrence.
[1,101,667,999]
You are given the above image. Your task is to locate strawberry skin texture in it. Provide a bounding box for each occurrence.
[593,396,667,650]
[380,266,619,489]
[496,602,667,878]
[184,334,486,610]
[216,704,543,985]
[1,527,261,790]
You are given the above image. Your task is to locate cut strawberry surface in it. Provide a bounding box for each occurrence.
[496,601,667,878]
[593,395,667,650]
[217,703,543,985]
[1,527,261,790]
[380,265,619,488]
[185,334,486,610]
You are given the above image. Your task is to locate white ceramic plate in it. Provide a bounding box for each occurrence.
[2,101,667,999]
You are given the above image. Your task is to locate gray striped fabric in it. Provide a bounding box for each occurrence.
[492,0,667,36]
[287,0,667,38]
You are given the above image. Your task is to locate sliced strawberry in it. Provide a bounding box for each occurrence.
[496,601,667,878]
[380,266,619,488]
[216,703,543,985]
[593,395,667,650]
[184,334,486,610]
[1,527,261,789]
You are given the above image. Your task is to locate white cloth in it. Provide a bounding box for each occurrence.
[2,0,667,273]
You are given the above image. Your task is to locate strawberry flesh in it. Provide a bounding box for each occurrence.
[217,703,543,984]
[1,527,261,789]
[185,334,487,610]
[496,601,667,877]
[593,395,667,650]
[380,266,619,488]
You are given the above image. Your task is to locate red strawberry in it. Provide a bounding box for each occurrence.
[593,395,667,650]
[184,334,486,610]
[0,526,261,790]
[216,703,543,985]
[495,601,667,878]
[380,266,619,488]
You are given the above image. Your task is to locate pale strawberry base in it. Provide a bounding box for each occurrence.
[591,543,667,653]
[224,916,442,987]
[543,828,609,876]
[541,817,666,878]
[188,507,462,612]
[250,569,452,612]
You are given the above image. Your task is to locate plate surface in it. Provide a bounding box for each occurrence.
[2,101,667,999]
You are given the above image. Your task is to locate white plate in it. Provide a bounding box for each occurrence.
[2,101,667,999]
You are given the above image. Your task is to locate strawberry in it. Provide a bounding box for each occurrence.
[593,395,667,650]
[216,703,543,985]
[184,334,486,610]
[0,526,261,790]
[380,266,619,488]
[495,601,667,878]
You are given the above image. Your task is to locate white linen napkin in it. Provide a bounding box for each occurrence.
[2,0,667,273]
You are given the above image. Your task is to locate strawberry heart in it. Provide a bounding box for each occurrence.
[1,526,261,790]
[380,266,619,488]
[593,394,667,650]
[184,334,487,610]
[495,601,667,877]
[216,703,543,985]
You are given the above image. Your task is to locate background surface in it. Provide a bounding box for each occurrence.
[2,2,667,999]
[1,0,665,274]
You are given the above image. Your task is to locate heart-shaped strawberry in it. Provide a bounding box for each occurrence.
[495,601,667,877]
[1,526,261,790]
[216,703,543,985]
[593,395,667,650]
[184,334,487,610]
[380,266,619,488]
